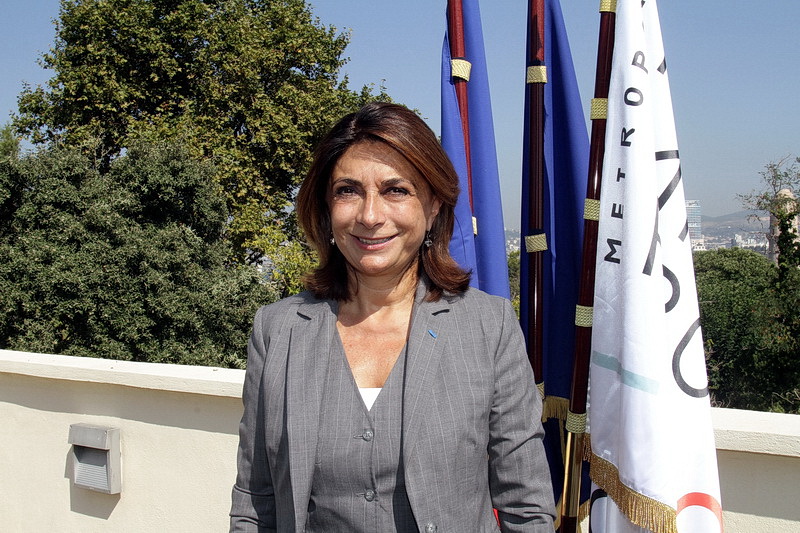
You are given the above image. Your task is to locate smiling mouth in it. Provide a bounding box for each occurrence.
[356,236,393,245]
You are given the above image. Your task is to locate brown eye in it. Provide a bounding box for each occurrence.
[334,186,357,196]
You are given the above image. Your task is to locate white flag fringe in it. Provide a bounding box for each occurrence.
[587,1,723,532]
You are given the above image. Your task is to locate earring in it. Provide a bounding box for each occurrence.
[423,232,433,248]
[330,235,336,245]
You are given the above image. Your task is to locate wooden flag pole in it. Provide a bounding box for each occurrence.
[447,0,474,209]
[524,0,547,390]
[559,2,617,532]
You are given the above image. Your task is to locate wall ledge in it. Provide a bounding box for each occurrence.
[4,350,798,457]
[712,407,800,458]
[0,349,244,398]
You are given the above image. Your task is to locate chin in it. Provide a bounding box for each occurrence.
[352,260,416,281]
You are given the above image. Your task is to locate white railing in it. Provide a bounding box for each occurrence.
[1,350,799,532]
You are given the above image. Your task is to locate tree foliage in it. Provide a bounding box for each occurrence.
[0,124,20,161]
[0,140,277,367]
[699,157,800,412]
[695,247,800,413]
[13,0,385,268]
[739,156,800,279]
[507,249,520,316]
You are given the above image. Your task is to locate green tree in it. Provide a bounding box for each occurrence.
[0,124,19,160]
[695,248,800,413]
[14,0,385,275]
[0,140,277,367]
[507,249,520,316]
[739,157,800,278]
[773,198,800,283]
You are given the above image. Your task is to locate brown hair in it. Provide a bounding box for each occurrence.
[296,102,470,301]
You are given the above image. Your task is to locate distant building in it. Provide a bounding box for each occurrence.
[685,200,703,249]
[505,228,521,254]
[733,233,768,251]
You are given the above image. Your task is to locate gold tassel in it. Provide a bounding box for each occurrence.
[577,498,592,532]
[582,433,593,462]
[589,453,678,533]
[542,395,569,422]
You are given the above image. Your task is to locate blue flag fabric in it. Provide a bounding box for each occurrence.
[441,0,510,299]
[519,0,590,509]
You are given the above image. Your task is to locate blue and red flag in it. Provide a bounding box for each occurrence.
[441,0,510,299]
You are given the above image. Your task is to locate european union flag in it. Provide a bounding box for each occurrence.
[519,0,590,517]
[441,0,510,299]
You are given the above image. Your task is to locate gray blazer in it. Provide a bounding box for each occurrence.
[230,284,556,532]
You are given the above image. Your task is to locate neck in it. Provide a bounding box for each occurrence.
[342,263,419,320]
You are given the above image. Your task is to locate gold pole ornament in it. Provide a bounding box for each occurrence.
[583,198,601,222]
[525,233,549,253]
[590,98,608,120]
[575,305,593,328]
[451,58,472,81]
[599,0,617,13]
[526,65,548,84]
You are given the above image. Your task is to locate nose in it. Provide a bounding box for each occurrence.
[356,192,385,228]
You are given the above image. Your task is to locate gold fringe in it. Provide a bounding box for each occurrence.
[582,433,593,462]
[599,0,617,13]
[589,453,678,533]
[536,381,545,400]
[577,498,591,531]
[590,98,608,120]
[526,65,548,84]
[542,395,569,422]
[451,58,472,81]
[525,233,548,253]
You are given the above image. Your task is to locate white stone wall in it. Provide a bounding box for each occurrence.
[2,350,799,532]
[0,350,243,532]
[712,408,800,532]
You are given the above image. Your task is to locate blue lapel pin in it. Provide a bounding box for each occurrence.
[427,329,437,338]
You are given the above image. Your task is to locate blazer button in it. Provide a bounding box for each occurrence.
[364,489,376,502]
[424,523,437,532]
[362,429,374,441]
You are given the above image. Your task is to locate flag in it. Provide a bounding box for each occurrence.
[518,0,590,517]
[588,1,722,531]
[441,0,510,299]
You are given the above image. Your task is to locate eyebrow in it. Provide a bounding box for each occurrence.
[382,177,414,188]
[330,177,359,187]
[330,177,417,189]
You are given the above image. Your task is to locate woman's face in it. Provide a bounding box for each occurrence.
[328,141,441,286]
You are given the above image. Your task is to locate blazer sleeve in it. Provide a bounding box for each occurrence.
[230,306,277,533]
[488,298,556,532]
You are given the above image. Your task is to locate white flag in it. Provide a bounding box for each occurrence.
[588,1,723,532]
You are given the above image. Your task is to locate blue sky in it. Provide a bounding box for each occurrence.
[3,1,799,228]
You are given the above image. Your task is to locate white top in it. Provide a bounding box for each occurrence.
[358,387,382,410]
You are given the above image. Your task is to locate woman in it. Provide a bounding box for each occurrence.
[230,102,555,532]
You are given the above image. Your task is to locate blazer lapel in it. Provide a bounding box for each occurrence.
[285,297,336,530]
[402,284,453,461]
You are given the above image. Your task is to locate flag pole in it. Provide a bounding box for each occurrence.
[447,0,473,209]
[524,0,546,390]
[559,2,617,532]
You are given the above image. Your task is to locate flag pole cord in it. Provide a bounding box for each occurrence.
[447,0,474,210]
[559,4,617,533]
[524,0,546,387]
